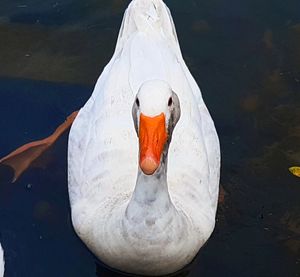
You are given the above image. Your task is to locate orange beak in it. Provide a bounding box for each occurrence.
[139,113,168,175]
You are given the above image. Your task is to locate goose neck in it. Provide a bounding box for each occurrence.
[125,163,175,222]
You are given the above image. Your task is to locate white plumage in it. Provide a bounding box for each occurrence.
[68,0,220,275]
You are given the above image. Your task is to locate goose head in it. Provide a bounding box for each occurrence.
[132,80,181,176]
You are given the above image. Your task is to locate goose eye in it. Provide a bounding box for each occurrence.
[168,97,173,107]
[136,98,140,107]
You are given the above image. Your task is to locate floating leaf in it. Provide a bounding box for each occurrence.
[289,167,300,177]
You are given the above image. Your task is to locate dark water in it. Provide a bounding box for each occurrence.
[0,0,300,276]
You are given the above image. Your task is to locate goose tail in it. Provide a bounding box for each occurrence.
[115,0,180,52]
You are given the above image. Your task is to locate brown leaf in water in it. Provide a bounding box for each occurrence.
[0,111,78,183]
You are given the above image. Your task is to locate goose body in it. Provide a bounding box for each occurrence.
[68,0,220,275]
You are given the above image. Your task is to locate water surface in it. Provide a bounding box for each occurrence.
[0,0,299,276]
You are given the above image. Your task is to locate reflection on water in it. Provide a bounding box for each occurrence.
[0,0,299,276]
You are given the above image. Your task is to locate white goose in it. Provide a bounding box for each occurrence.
[0,0,220,275]
[68,0,220,275]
